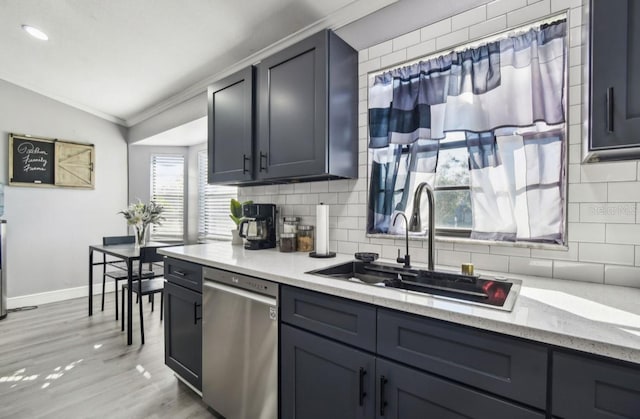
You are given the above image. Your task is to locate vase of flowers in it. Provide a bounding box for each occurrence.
[229,198,252,245]
[119,201,165,247]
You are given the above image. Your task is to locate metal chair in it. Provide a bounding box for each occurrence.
[121,246,165,344]
[102,235,155,320]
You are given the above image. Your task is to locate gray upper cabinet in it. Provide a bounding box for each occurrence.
[586,0,640,161]
[256,30,358,181]
[208,66,254,184]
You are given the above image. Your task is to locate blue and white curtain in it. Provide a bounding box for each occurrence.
[368,20,566,243]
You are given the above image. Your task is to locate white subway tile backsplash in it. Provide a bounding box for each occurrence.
[392,29,421,51]
[569,45,582,66]
[333,228,348,242]
[568,183,607,203]
[328,180,351,192]
[406,40,436,60]
[472,253,509,272]
[318,193,338,205]
[469,15,507,38]
[531,243,578,261]
[567,203,579,222]
[568,123,581,144]
[568,144,581,164]
[487,0,528,19]
[551,0,571,12]
[606,224,640,245]
[569,6,582,27]
[286,194,303,205]
[553,260,604,283]
[569,66,581,87]
[454,243,490,254]
[580,203,636,223]
[579,243,635,266]
[568,164,580,183]
[604,266,640,288]
[437,250,471,267]
[580,161,637,183]
[337,241,358,255]
[420,18,452,41]
[359,243,382,255]
[452,5,487,31]
[360,58,381,75]
[436,28,470,50]
[608,182,640,202]
[381,50,407,68]
[509,257,553,278]
[507,0,550,26]
[358,49,369,63]
[490,245,531,257]
[348,229,367,243]
[567,222,605,242]
[368,40,393,59]
[309,182,329,193]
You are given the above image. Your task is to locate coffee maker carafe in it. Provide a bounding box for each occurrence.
[238,204,277,250]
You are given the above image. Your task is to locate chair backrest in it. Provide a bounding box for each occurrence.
[103,235,135,246]
[139,246,164,265]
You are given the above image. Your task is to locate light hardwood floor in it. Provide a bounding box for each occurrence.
[0,293,212,419]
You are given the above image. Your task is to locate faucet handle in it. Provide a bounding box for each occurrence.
[396,249,411,268]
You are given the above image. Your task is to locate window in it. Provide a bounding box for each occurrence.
[150,154,184,241]
[198,150,237,241]
[368,17,567,245]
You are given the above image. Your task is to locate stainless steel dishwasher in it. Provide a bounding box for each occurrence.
[202,267,278,419]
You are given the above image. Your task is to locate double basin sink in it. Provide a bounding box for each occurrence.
[308,260,521,311]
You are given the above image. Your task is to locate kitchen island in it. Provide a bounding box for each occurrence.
[160,242,640,418]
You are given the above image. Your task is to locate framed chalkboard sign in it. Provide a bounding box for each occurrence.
[9,134,55,186]
[9,134,95,188]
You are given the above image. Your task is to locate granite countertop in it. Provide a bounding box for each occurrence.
[159,242,640,365]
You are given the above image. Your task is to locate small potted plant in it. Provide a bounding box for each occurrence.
[229,198,252,245]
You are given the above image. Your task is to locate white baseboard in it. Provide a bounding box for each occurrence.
[7,283,112,309]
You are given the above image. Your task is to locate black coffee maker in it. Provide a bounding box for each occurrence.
[238,204,277,250]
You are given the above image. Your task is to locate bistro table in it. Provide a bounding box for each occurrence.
[88,241,172,345]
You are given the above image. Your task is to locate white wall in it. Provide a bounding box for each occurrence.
[239,0,640,288]
[0,79,128,299]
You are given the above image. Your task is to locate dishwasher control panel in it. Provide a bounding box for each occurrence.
[203,266,279,299]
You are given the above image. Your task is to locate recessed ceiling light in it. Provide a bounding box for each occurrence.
[21,25,49,41]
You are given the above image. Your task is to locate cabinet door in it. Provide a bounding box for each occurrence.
[552,351,640,419]
[376,359,544,419]
[281,324,375,419]
[377,309,548,409]
[256,31,327,180]
[590,0,640,150]
[208,66,254,183]
[164,281,202,390]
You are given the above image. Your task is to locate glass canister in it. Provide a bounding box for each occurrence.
[297,225,314,252]
[282,217,300,234]
[280,233,297,252]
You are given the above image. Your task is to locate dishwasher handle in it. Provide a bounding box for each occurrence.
[203,280,277,307]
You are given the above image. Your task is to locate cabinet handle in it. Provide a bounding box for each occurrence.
[173,270,186,277]
[607,87,614,133]
[359,368,367,406]
[194,302,202,324]
[242,154,251,174]
[379,375,388,416]
[259,152,268,172]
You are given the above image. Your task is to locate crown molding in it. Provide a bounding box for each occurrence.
[2,76,127,126]
[125,0,396,127]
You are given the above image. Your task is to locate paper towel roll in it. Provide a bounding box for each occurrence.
[316,204,330,255]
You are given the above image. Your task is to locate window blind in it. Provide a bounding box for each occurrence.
[150,154,184,241]
[198,150,237,241]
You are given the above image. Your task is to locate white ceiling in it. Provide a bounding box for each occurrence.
[0,0,395,126]
[132,117,207,147]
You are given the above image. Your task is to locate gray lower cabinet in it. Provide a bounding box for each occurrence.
[376,358,544,419]
[552,351,640,419]
[280,286,545,418]
[281,324,376,419]
[587,0,640,161]
[164,258,202,391]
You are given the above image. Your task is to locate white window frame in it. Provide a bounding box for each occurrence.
[149,154,185,241]
[198,150,237,241]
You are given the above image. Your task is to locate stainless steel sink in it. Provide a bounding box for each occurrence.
[307,260,521,311]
